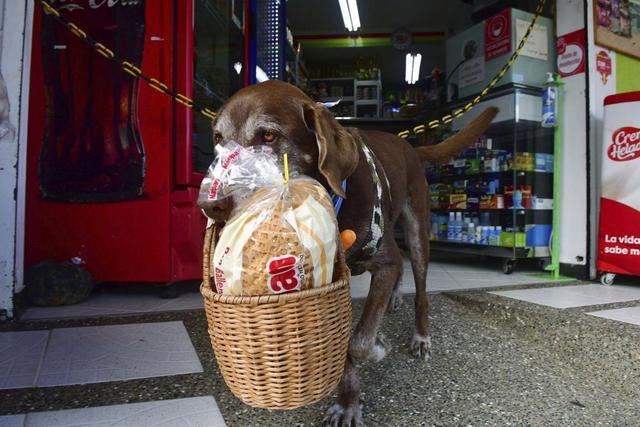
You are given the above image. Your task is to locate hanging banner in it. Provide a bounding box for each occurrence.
[598,92,640,275]
[485,9,511,61]
[556,29,586,78]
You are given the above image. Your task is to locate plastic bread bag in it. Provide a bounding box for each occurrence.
[212,176,340,296]
[198,143,284,218]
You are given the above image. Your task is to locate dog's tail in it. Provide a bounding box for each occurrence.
[415,107,499,163]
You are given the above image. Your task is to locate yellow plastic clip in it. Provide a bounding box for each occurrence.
[283,153,290,183]
[398,130,410,139]
[454,109,464,118]
[442,115,453,124]
[428,120,440,129]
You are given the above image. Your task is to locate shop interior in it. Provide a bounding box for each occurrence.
[285,0,560,279]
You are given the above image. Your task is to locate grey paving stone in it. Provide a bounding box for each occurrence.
[24,397,225,427]
[36,321,203,387]
[0,330,49,390]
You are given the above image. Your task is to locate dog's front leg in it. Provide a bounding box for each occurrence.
[324,355,362,427]
[349,241,403,362]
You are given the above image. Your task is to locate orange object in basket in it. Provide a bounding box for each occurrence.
[340,229,356,251]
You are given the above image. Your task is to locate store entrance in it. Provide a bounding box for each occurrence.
[286,0,564,286]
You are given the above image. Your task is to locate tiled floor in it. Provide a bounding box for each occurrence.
[0,321,202,390]
[587,306,640,326]
[19,260,560,320]
[350,259,558,298]
[21,289,204,321]
[0,396,226,427]
[0,331,49,389]
[490,284,640,309]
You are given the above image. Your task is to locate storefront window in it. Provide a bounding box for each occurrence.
[193,0,244,173]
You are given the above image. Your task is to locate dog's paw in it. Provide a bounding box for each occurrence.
[323,402,364,427]
[411,334,432,361]
[387,288,403,313]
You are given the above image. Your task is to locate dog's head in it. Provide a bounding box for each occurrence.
[212,80,358,197]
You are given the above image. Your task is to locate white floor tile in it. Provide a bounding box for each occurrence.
[0,414,26,427]
[491,284,640,309]
[24,396,225,427]
[0,331,49,390]
[36,321,202,387]
[587,306,640,326]
[21,291,204,321]
[349,259,539,298]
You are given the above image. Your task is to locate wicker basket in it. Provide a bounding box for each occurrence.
[201,225,352,409]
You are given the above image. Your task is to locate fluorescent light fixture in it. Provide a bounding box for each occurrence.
[234,62,243,75]
[405,53,422,85]
[338,0,360,32]
[256,66,269,82]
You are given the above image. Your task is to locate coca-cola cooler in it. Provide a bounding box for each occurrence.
[25,0,247,287]
[597,92,640,285]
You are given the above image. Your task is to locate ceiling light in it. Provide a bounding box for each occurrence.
[405,53,422,85]
[338,0,360,32]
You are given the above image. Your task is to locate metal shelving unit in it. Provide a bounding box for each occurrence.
[427,85,554,274]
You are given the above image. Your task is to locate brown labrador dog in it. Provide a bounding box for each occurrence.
[203,80,497,426]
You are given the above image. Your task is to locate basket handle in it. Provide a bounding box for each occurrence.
[202,223,218,291]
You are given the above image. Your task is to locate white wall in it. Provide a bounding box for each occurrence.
[555,0,590,272]
[0,0,33,319]
[586,0,617,279]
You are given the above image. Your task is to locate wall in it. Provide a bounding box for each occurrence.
[616,53,640,93]
[0,1,33,319]
[586,2,640,278]
[555,0,590,276]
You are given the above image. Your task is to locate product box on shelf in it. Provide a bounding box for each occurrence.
[525,224,552,247]
[499,231,527,247]
[445,8,555,100]
[531,197,553,209]
[448,192,468,209]
[515,152,535,171]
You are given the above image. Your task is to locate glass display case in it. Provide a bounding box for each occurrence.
[192,0,245,173]
[426,85,554,273]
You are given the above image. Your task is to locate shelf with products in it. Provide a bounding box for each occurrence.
[427,85,554,271]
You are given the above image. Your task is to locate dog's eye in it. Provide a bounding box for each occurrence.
[214,132,223,144]
[262,130,277,143]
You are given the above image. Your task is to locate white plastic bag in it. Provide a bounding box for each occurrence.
[212,177,339,296]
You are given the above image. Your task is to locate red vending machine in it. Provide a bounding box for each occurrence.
[25,0,246,290]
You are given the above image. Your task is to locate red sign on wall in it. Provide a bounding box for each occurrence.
[485,9,511,61]
[556,29,586,78]
[597,50,612,85]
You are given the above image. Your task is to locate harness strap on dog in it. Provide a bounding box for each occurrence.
[360,143,385,257]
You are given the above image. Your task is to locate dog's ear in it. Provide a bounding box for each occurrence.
[303,103,358,198]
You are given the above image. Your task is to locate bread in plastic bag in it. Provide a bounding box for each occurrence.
[212,176,339,295]
[198,142,284,215]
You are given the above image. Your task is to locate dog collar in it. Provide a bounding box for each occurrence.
[329,180,348,216]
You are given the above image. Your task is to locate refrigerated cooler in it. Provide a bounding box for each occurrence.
[25,0,247,290]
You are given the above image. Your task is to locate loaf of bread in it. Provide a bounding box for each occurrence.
[212,178,339,295]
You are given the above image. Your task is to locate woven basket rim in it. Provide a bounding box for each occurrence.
[200,272,350,305]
